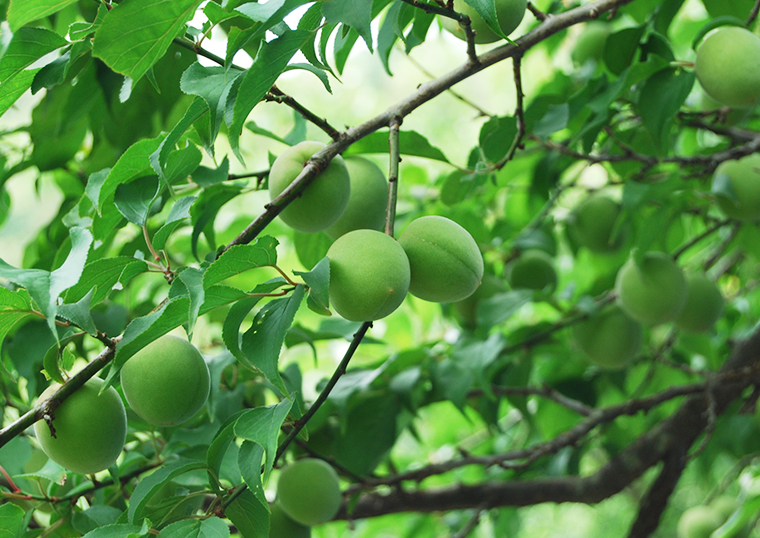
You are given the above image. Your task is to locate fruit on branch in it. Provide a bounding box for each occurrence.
[324,155,388,240]
[327,229,410,321]
[276,458,341,527]
[269,502,311,538]
[695,26,760,107]
[505,249,557,293]
[571,22,611,66]
[615,252,688,326]
[269,141,350,233]
[572,304,642,369]
[440,0,527,44]
[120,335,210,426]
[398,215,484,303]
[674,273,724,333]
[676,505,724,538]
[34,377,127,475]
[566,195,626,253]
[712,154,760,221]
[452,273,506,329]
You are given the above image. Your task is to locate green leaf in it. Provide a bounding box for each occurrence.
[157,517,230,538]
[57,288,98,336]
[65,257,149,305]
[150,97,209,184]
[7,0,78,30]
[462,0,507,41]
[92,0,204,84]
[202,236,279,289]
[164,143,202,184]
[603,26,645,76]
[240,285,305,394]
[284,62,332,93]
[227,30,310,161]
[222,281,283,364]
[478,290,533,327]
[224,488,269,538]
[479,116,517,163]
[235,0,314,33]
[237,441,267,505]
[292,229,333,271]
[31,41,93,94]
[128,460,207,524]
[0,288,35,346]
[0,502,25,538]
[81,521,150,538]
[0,69,37,118]
[153,196,197,251]
[234,399,293,482]
[190,184,243,260]
[638,68,695,152]
[168,267,205,338]
[0,27,68,84]
[293,256,330,316]
[191,157,229,188]
[113,175,161,226]
[344,130,450,162]
[322,0,374,52]
[206,409,248,477]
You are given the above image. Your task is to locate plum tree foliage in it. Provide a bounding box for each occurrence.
[5,0,760,537]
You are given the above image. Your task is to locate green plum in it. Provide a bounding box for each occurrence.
[695,26,760,107]
[269,141,350,233]
[712,154,760,221]
[440,0,527,44]
[324,156,388,240]
[120,335,210,426]
[269,502,311,538]
[572,304,642,369]
[677,505,724,538]
[566,195,625,253]
[327,229,410,321]
[398,216,484,303]
[506,250,557,293]
[571,22,611,66]
[674,273,724,333]
[615,252,687,325]
[34,377,127,475]
[277,459,341,527]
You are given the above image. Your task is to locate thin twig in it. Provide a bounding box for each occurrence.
[386,117,402,237]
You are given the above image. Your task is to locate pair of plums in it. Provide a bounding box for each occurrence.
[35,335,210,474]
[270,141,485,322]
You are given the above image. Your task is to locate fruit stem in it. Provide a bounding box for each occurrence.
[385,117,402,236]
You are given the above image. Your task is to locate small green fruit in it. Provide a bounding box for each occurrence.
[277,459,341,527]
[674,273,724,333]
[398,216,484,303]
[440,0,527,44]
[712,154,760,221]
[695,26,760,107]
[572,304,642,369]
[269,141,350,233]
[324,156,388,240]
[327,229,410,321]
[506,250,557,293]
[34,377,127,475]
[615,252,687,325]
[571,22,611,66]
[120,335,210,426]
[269,502,311,538]
[566,195,625,253]
[677,505,724,538]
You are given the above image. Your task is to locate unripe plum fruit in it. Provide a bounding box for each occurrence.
[677,505,724,538]
[674,273,724,333]
[324,156,388,240]
[566,195,625,253]
[276,458,341,527]
[398,216,484,303]
[506,250,557,293]
[327,229,410,321]
[695,26,760,107]
[572,304,642,369]
[34,377,127,475]
[615,252,687,326]
[440,0,527,44]
[120,335,210,426]
[712,154,760,221]
[269,141,350,233]
[269,502,311,538]
[571,22,611,66]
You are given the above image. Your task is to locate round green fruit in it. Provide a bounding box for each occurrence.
[277,459,341,527]
[398,216,484,303]
[572,304,642,369]
[566,195,625,253]
[571,22,611,66]
[269,141,350,233]
[327,229,410,321]
[440,0,527,44]
[712,154,760,221]
[324,156,388,240]
[120,335,210,426]
[269,502,311,538]
[674,273,724,333]
[34,377,127,475]
[506,250,557,293]
[677,505,724,538]
[615,252,687,326]
[695,26,760,107]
